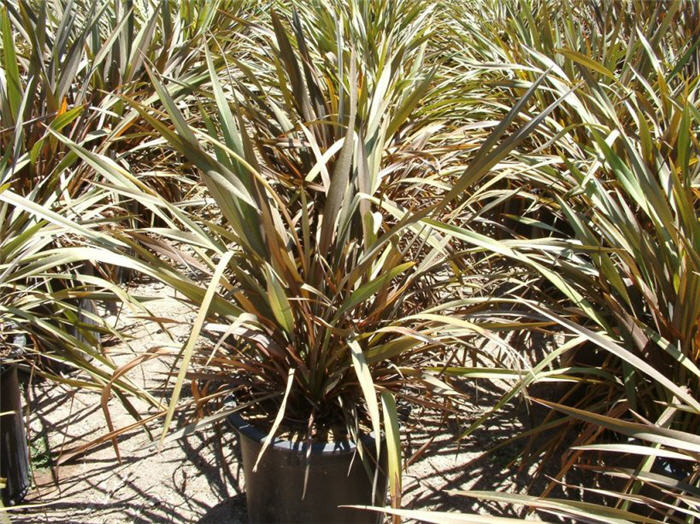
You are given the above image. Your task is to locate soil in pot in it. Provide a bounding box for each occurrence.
[229,411,388,524]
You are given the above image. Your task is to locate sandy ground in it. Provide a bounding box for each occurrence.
[5,281,560,523]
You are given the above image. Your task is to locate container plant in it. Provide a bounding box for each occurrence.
[0,195,85,506]
[140,6,452,520]
[0,145,177,488]
[115,2,570,520]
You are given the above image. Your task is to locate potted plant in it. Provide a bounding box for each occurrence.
[0,1,200,495]
[0,158,173,485]
[0,188,111,508]
[126,4,561,522]
[142,8,439,519]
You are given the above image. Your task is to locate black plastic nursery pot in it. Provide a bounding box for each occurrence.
[228,411,387,524]
[0,364,31,506]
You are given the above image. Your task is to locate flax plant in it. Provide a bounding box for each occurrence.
[0,168,169,417]
[93,1,568,510]
[420,0,700,520]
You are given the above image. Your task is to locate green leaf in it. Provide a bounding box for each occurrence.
[380,391,402,510]
[346,506,534,524]
[461,490,657,523]
[1,7,22,121]
[571,443,694,462]
[336,262,414,319]
[253,368,295,472]
[557,48,616,79]
[535,399,700,454]
[349,339,381,458]
[319,52,357,254]
[264,264,295,337]
[385,66,436,140]
[159,251,234,445]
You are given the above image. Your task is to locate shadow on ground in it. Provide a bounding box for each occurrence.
[398,380,584,522]
[14,340,587,523]
[14,371,247,523]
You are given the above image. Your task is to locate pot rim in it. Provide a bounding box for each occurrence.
[227,404,379,455]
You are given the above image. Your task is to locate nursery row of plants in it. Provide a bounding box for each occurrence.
[1,0,699,521]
